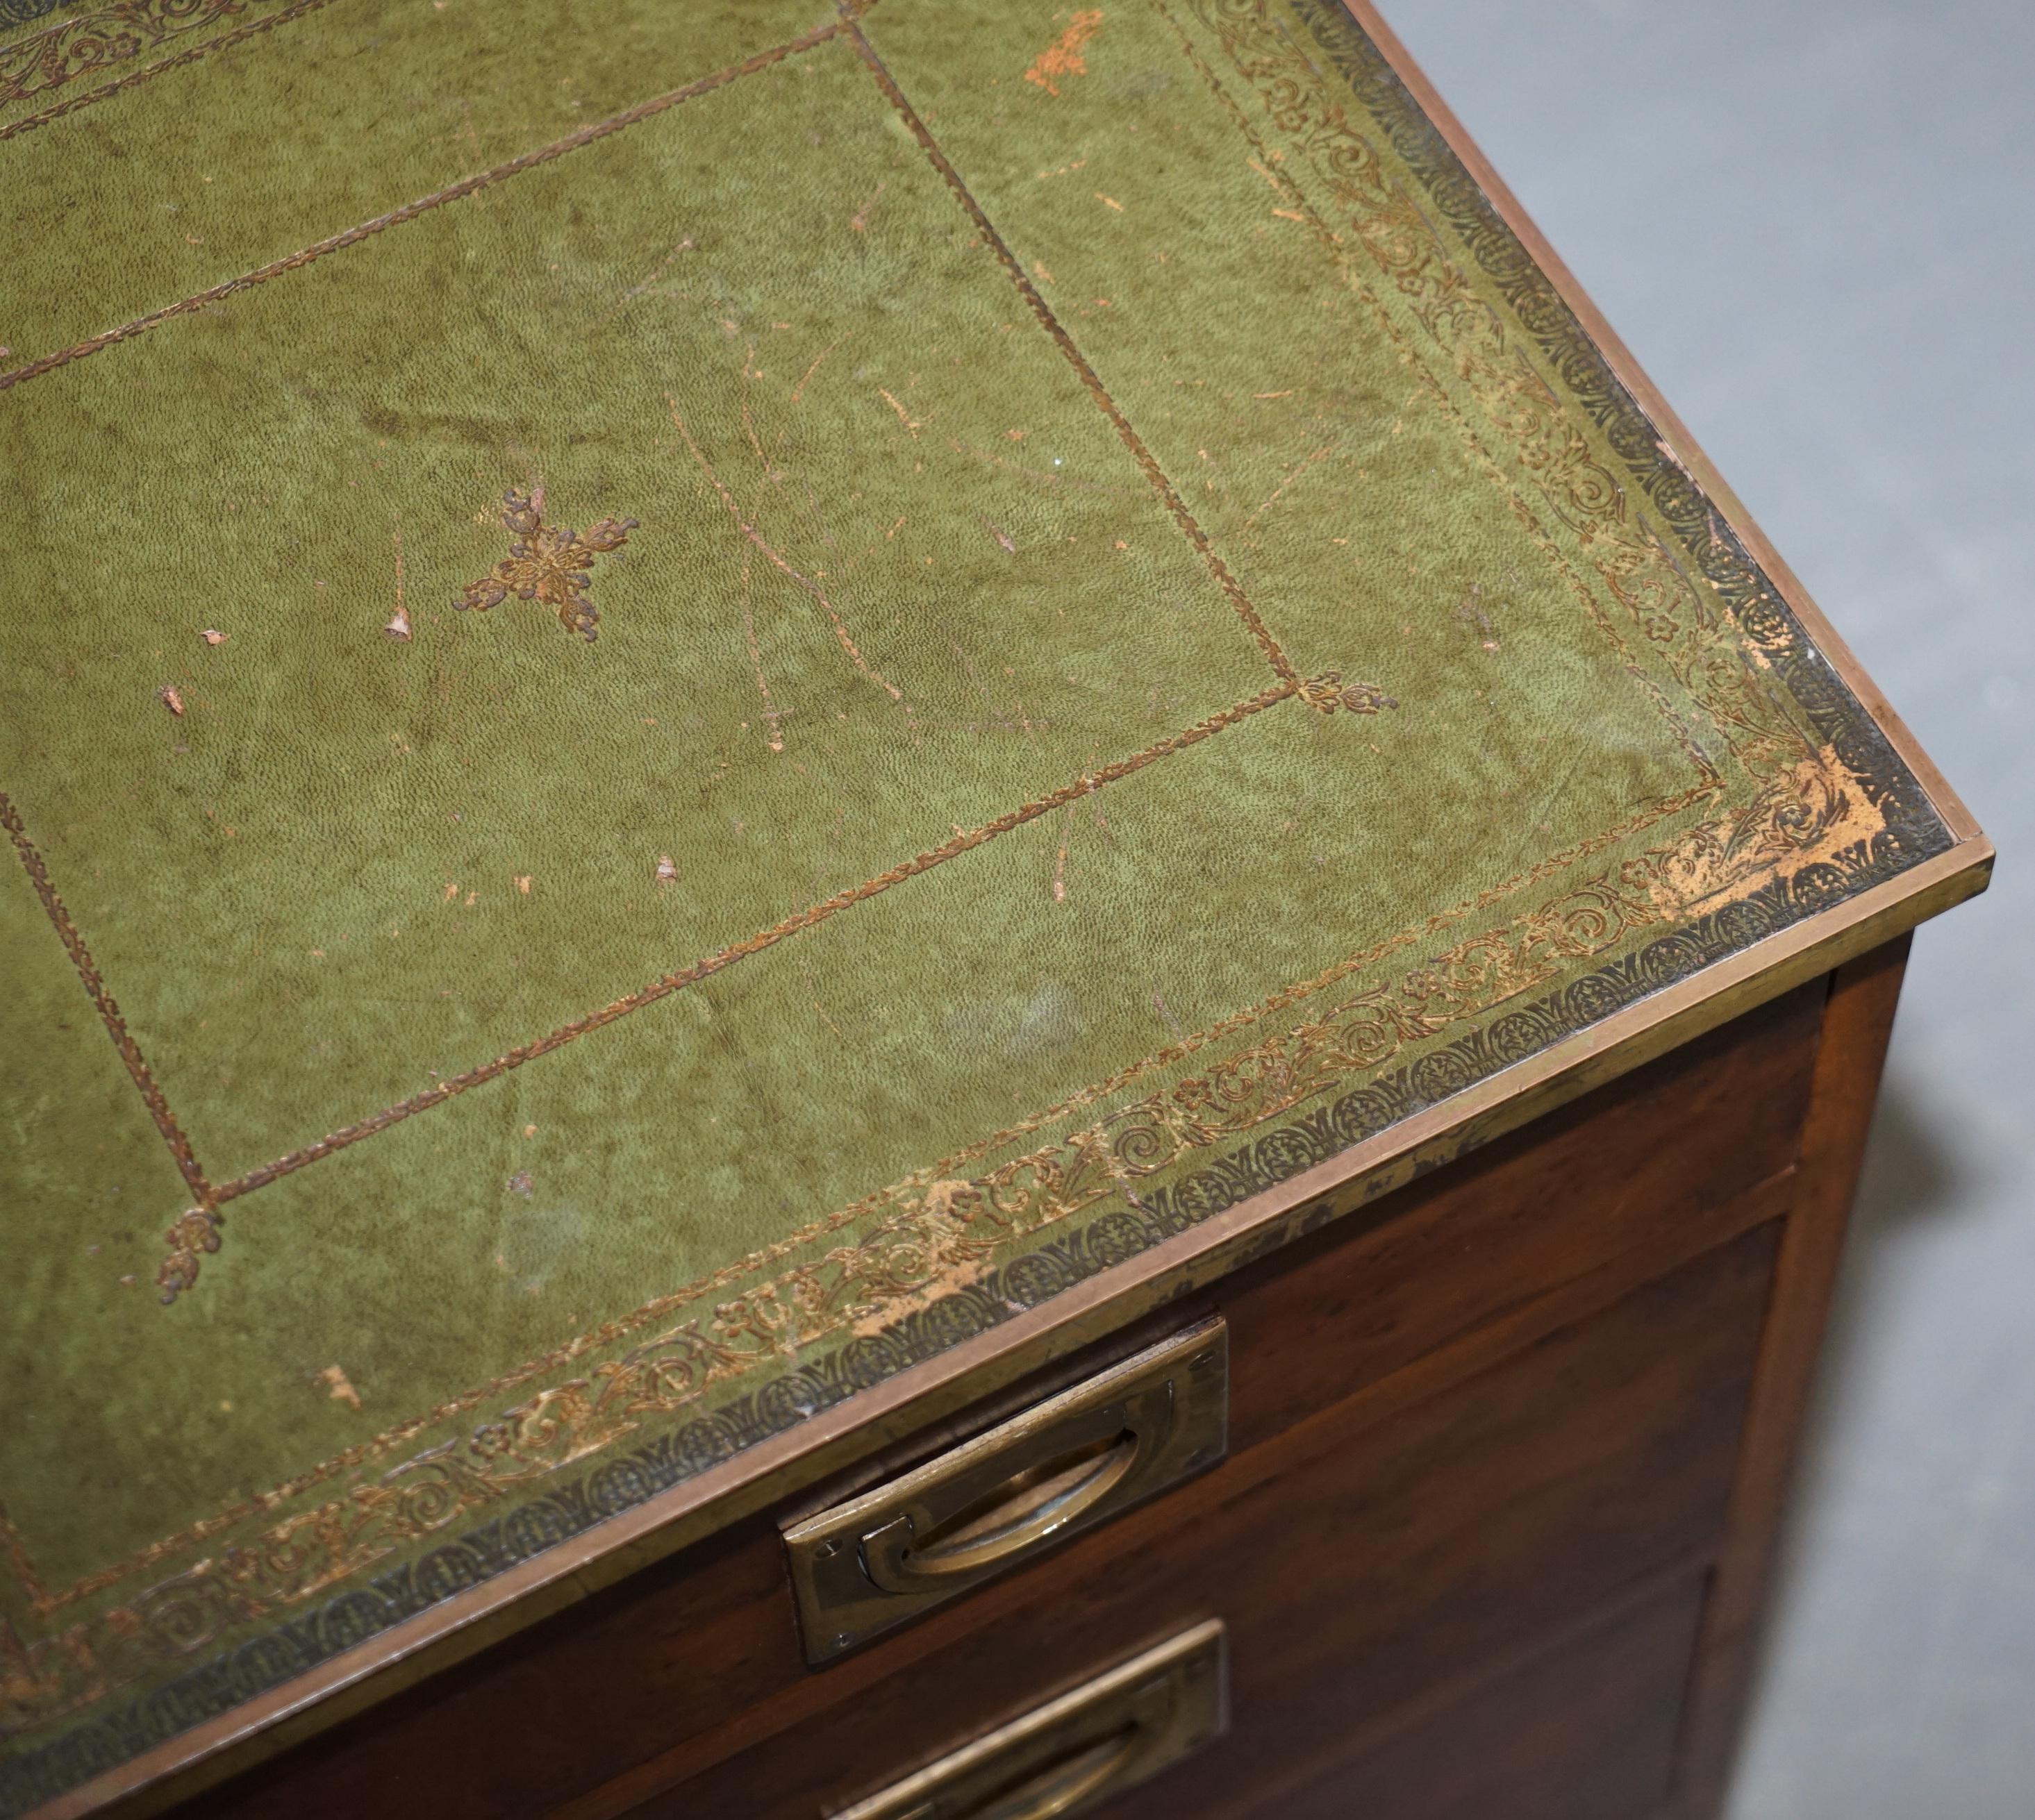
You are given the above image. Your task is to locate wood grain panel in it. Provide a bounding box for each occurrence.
[622,1226,1777,1818]
[1202,1576,1708,1820]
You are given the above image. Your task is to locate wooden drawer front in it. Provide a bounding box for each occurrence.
[624,1225,1777,1819]
[1210,1578,1708,1820]
[195,987,1814,1820]
[1210,978,1819,1458]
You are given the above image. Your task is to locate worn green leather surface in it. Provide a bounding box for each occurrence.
[0,0,1947,1802]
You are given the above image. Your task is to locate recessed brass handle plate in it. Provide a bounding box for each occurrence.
[830,1620,1228,1820]
[785,1319,1227,1662]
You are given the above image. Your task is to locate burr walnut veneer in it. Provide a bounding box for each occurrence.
[0,1,1988,1816]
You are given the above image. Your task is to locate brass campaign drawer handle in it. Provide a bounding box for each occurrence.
[785,1320,1227,1662]
[859,1416,1146,1596]
[831,1620,1227,1820]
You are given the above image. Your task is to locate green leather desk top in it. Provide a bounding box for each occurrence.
[0,0,1984,1808]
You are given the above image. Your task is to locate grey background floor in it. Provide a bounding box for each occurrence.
[1379,1,2033,1813]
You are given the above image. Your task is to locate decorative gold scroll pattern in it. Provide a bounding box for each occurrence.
[455,487,638,644]
[1186,0,1820,783]
[0,738,1882,1739]
[2,0,258,109]
[153,1208,223,1305]
[0,0,336,142]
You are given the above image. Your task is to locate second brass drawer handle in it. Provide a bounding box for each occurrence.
[831,1620,1227,1820]
[967,1726,1140,1820]
[786,1320,1227,1662]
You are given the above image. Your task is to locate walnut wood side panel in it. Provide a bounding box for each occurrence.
[619,1226,1777,1817]
[188,984,1822,1820]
